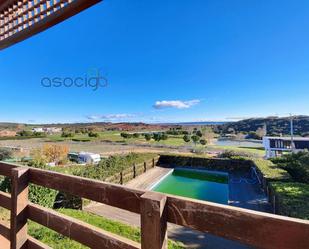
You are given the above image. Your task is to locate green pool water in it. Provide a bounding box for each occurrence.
[152,168,229,204]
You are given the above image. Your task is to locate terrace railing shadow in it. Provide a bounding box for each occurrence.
[0,161,308,249]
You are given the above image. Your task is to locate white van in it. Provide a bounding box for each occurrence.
[78,152,101,164]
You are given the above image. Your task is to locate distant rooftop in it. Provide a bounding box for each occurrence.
[264,136,309,141]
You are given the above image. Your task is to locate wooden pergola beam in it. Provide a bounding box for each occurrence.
[0,0,102,50]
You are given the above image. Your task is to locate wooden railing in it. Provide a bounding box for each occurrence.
[0,162,308,249]
[0,0,102,50]
[105,157,157,185]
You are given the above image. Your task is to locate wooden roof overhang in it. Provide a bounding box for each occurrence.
[0,0,102,50]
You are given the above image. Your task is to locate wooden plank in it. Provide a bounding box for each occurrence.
[0,221,10,249]
[29,167,143,213]
[0,161,18,177]
[2,0,64,35]
[0,1,16,13]
[0,191,11,210]
[27,203,140,249]
[140,192,167,249]
[10,167,29,249]
[167,195,309,249]
[27,236,52,249]
[0,221,10,240]
[0,0,102,50]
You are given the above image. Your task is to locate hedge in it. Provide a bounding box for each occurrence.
[0,177,58,209]
[158,154,252,171]
[270,182,309,220]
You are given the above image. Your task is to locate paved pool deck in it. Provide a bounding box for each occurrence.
[229,171,272,212]
[85,166,271,248]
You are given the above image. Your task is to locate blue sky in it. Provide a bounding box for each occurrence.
[1,0,309,124]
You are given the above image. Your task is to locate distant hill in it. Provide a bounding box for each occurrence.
[0,122,173,132]
[216,116,309,136]
[0,122,25,130]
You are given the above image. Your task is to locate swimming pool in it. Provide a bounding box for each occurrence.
[152,168,229,204]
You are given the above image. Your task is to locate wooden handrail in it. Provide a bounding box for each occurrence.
[0,162,308,249]
[27,203,140,249]
[28,167,144,214]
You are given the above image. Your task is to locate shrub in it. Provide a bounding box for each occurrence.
[271,151,309,183]
[161,134,168,140]
[0,148,12,161]
[30,144,69,166]
[61,132,74,138]
[270,182,309,219]
[88,132,99,137]
[183,135,190,143]
[17,130,33,136]
[133,133,140,138]
[144,133,152,141]
[218,150,257,159]
[120,132,133,139]
[200,139,207,146]
[0,177,57,208]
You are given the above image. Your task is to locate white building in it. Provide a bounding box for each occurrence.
[32,127,62,134]
[263,136,309,158]
[44,127,62,133]
[32,127,44,133]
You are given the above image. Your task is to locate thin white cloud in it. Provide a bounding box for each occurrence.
[86,115,102,120]
[86,114,136,121]
[153,99,200,109]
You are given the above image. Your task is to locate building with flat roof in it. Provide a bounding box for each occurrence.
[263,136,309,158]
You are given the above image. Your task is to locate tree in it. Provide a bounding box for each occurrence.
[246,131,261,140]
[161,133,168,140]
[256,125,267,139]
[183,135,191,143]
[153,133,162,142]
[196,130,203,137]
[200,139,207,146]
[201,126,216,144]
[133,133,140,138]
[42,144,69,165]
[191,135,200,146]
[120,132,133,139]
[0,148,12,161]
[144,133,152,141]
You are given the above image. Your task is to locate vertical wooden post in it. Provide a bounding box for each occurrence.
[133,164,136,178]
[10,167,29,249]
[141,192,167,249]
[152,158,155,168]
[144,162,147,173]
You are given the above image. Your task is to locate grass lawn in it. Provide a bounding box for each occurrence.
[208,145,265,157]
[0,208,184,249]
[253,159,291,181]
